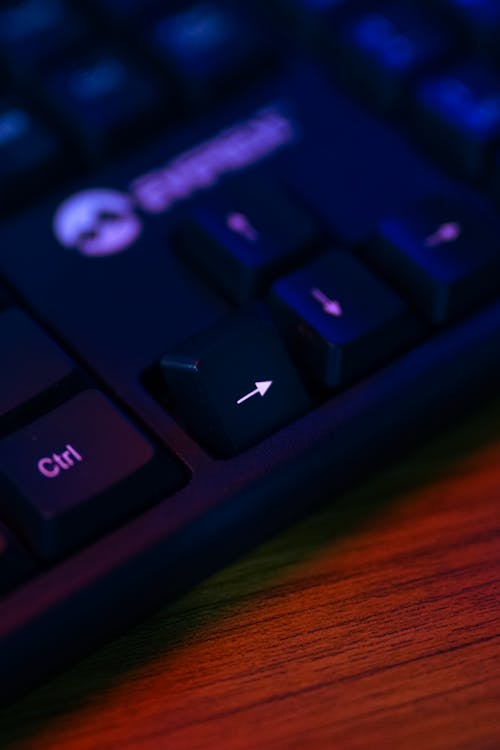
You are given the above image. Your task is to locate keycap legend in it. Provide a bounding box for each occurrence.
[226,212,260,243]
[311,288,343,317]
[37,444,83,479]
[425,222,461,247]
[236,380,273,405]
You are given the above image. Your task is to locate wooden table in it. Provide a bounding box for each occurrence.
[1,397,499,750]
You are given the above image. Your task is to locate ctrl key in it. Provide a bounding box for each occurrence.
[0,391,185,560]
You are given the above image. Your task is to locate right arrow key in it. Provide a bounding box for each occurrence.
[161,312,310,457]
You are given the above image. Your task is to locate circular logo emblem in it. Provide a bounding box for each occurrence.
[53,189,142,257]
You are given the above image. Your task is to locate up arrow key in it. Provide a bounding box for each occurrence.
[236,380,273,405]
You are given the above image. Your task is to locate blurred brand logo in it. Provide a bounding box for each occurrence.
[53,105,296,257]
[53,189,142,258]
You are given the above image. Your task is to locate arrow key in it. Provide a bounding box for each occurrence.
[174,175,319,304]
[161,312,310,457]
[271,250,423,387]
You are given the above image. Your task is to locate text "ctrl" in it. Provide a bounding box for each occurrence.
[37,444,83,479]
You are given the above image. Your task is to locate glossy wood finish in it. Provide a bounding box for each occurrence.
[1,397,499,750]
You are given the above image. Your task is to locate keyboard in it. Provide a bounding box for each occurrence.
[0,0,499,703]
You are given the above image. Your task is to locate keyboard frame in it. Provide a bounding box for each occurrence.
[1,0,500,698]
[1,295,499,703]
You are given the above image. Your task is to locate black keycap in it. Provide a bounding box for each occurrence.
[175,177,319,304]
[271,0,366,36]
[271,250,419,387]
[492,153,500,203]
[148,4,271,105]
[0,99,62,212]
[0,522,35,597]
[0,391,185,560]
[371,197,500,325]
[435,0,500,60]
[414,61,500,180]
[161,311,310,457]
[0,0,87,77]
[90,0,166,24]
[0,289,9,312]
[336,6,455,111]
[42,49,166,160]
[0,309,75,424]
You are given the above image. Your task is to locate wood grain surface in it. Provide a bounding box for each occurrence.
[0,397,499,750]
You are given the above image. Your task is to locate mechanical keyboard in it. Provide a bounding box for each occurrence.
[0,0,499,702]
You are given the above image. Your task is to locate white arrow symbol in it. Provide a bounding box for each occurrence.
[236,380,273,405]
[425,221,461,248]
[311,288,343,317]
